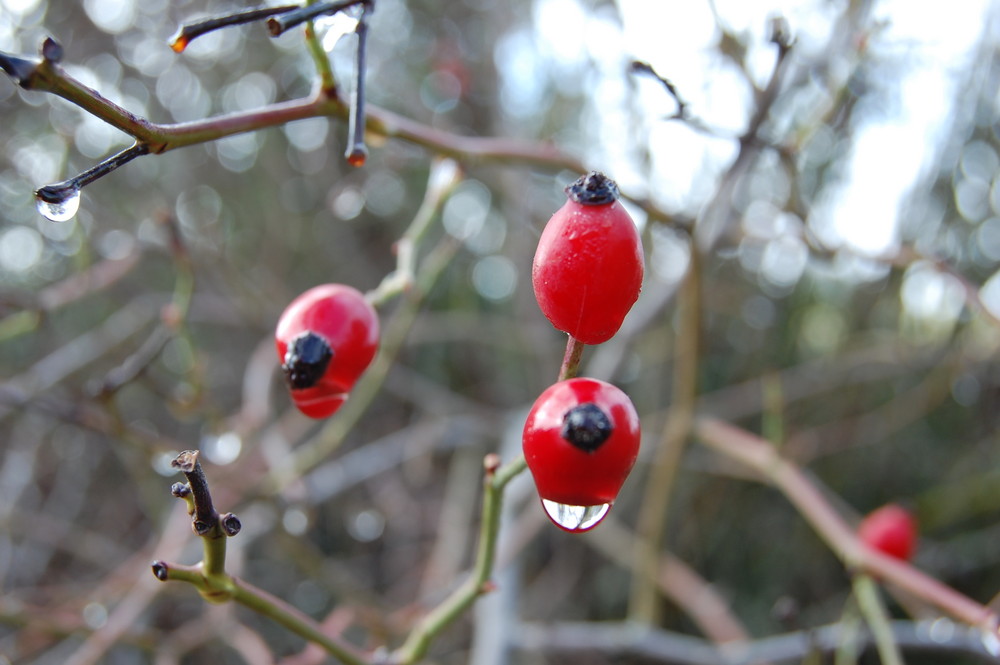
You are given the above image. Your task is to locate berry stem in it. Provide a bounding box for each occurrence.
[558,335,585,382]
[392,452,525,664]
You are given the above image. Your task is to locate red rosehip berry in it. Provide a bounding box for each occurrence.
[532,172,644,345]
[523,377,641,532]
[275,284,379,419]
[858,504,917,561]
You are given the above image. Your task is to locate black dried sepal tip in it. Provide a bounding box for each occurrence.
[565,171,620,206]
[561,403,613,453]
[282,331,333,390]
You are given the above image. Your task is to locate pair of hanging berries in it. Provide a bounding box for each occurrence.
[524,173,645,532]
[274,284,379,419]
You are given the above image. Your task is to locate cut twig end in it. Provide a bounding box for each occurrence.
[171,449,200,474]
[151,560,169,581]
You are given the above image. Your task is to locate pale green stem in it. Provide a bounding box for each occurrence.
[853,573,905,665]
[302,0,337,95]
[392,454,526,664]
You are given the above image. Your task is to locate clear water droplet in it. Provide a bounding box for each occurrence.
[316,10,361,52]
[541,499,611,533]
[35,186,81,222]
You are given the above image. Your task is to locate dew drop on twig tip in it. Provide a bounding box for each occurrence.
[35,186,81,222]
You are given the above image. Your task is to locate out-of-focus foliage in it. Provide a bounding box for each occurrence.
[1,0,1000,663]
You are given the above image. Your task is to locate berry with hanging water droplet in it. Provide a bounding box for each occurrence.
[523,377,641,532]
[275,284,379,418]
[532,172,644,345]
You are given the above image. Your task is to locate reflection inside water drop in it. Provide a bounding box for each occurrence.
[35,186,81,222]
[541,499,611,533]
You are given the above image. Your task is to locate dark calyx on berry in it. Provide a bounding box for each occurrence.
[561,403,613,453]
[565,171,620,206]
[283,331,333,390]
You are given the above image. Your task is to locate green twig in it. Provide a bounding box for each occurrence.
[231,576,369,665]
[302,0,338,96]
[152,561,368,665]
[170,451,229,579]
[853,573,905,665]
[392,453,526,664]
[154,453,368,665]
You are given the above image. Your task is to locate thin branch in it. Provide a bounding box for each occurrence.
[367,157,462,306]
[587,515,751,644]
[170,450,230,582]
[266,0,366,37]
[344,2,371,165]
[153,455,367,665]
[35,142,149,208]
[169,4,299,53]
[629,60,688,119]
[512,620,1000,665]
[852,573,904,665]
[694,417,1000,635]
[557,335,585,381]
[630,245,701,624]
[391,453,527,664]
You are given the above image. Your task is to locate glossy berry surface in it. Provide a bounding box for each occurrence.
[523,378,640,530]
[275,284,379,419]
[858,504,917,561]
[532,172,644,345]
